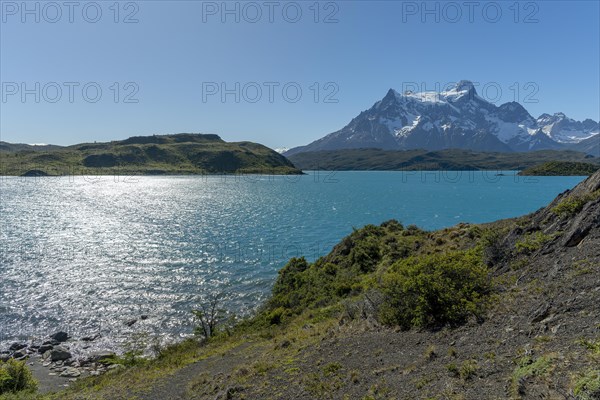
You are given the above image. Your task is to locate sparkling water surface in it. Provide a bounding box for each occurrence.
[0,171,585,353]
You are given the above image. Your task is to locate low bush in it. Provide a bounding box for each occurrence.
[0,359,37,395]
[552,190,600,217]
[515,231,556,254]
[574,370,600,400]
[377,249,490,329]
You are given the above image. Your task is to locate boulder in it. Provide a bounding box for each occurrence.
[49,346,72,362]
[38,344,54,354]
[9,342,27,351]
[12,350,27,359]
[50,331,69,342]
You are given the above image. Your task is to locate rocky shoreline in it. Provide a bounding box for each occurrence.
[1,331,122,391]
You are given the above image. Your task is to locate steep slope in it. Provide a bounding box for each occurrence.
[285,81,598,156]
[0,133,302,175]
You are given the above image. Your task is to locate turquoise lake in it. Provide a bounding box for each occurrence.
[0,171,585,353]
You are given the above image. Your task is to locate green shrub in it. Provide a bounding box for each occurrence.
[480,228,507,266]
[323,362,343,377]
[552,190,600,217]
[574,370,600,400]
[577,338,600,355]
[446,363,459,377]
[515,231,556,254]
[0,359,37,395]
[511,355,553,396]
[459,360,478,380]
[377,249,490,329]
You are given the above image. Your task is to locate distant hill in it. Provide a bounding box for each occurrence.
[518,161,600,176]
[0,142,64,152]
[285,80,599,156]
[287,148,599,172]
[0,134,302,176]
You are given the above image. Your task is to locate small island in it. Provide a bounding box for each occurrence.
[518,161,600,176]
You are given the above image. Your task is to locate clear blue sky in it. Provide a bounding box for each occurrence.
[1,0,599,148]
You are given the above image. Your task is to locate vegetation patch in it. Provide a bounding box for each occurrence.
[0,359,37,395]
[552,190,600,217]
[573,370,600,400]
[515,231,558,254]
[378,249,490,329]
[511,355,554,397]
[518,161,599,176]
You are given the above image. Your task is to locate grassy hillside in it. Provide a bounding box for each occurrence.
[6,171,600,400]
[518,161,600,176]
[0,134,302,176]
[287,148,599,172]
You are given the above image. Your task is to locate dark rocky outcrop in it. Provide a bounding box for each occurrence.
[50,331,69,343]
[48,346,72,362]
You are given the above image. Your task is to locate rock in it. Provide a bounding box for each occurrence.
[0,354,10,362]
[9,342,27,351]
[140,315,149,320]
[50,331,69,343]
[81,334,100,342]
[530,303,551,324]
[125,319,138,327]
[60,367,81,378]
[12,350,27,359]
[89,351,116,364]
[38,344,54,354]
[564,226,591,247]
[49,346,72,362]
[107,364,125,372]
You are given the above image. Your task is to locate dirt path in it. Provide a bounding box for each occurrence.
[137,342,255,400]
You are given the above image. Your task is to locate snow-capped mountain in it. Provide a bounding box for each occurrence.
[285,81,599,156]
[536,113,599,144]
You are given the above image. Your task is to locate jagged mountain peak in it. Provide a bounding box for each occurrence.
[454,79,477,94]
[284,81,599,157]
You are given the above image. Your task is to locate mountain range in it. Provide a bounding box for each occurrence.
[284,80,599,156]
